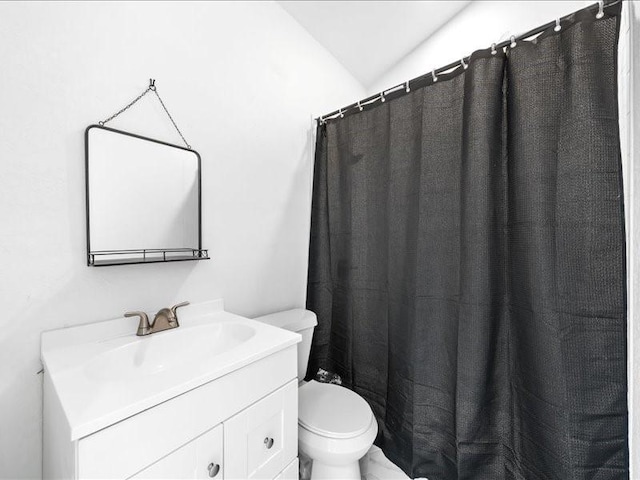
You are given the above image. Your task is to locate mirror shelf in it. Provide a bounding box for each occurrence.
[88,248,210,267]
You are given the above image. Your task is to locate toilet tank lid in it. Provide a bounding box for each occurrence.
[253,309,317,333]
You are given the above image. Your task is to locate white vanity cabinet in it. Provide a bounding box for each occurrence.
[130,379,298,480]
[42,303,301,480]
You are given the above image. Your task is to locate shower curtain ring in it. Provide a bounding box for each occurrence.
[339,108,344,118]
[432,68,438,82]
[554,18,562,32]
[319,116,324,125]
[510,36,517,48]
[491,43,497,55]
[357,101,363,112]
[461,58,468,70]
[596,0,604,19]
[380,92,385,103]
[405,80,411,93]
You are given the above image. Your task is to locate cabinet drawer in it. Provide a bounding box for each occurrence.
[274,458,299,480]
[129,423,223,479]
[224,380,297,479]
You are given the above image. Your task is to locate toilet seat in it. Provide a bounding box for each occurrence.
[298,381,374,439]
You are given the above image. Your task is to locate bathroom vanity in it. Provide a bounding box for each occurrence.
[42,300,301,479]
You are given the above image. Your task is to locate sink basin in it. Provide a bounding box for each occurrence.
[86,323,256,381]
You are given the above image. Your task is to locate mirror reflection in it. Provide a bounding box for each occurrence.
[85,125,208,266]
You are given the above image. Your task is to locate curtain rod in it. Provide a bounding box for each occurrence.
[316,0,622,124]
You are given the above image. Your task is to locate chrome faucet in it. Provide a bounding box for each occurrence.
[125,301,190,336]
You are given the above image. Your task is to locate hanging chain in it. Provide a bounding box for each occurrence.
[98,87,152,127]
[98,79,191,149]
[150,88,191,149]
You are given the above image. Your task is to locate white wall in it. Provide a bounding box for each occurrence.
[369,1,639,476]
[627,2,640,477]
[0,2,364,478]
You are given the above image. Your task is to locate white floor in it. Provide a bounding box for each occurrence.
[300,445,427,480]
[359,446,428,480]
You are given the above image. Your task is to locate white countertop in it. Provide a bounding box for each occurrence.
[41,299,300,440]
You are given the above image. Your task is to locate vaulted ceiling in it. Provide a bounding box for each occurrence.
[278,1,471,88]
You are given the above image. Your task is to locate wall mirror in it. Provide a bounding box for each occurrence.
[85,125,209,266]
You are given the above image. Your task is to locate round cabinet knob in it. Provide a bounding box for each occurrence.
[207,463,220,478]
[264,437,274,449]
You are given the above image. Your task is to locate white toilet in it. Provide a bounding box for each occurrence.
[254,309,378,480]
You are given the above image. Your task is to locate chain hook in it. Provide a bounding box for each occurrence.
[97,78,191,149]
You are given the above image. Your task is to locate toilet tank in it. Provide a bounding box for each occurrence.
[253,309,317,382]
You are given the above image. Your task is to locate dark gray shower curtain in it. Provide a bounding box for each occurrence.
[306,4,627,479]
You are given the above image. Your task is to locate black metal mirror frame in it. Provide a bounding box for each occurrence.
[85,124,209,267]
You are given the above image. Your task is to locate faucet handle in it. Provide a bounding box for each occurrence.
[125,311,151,336]
[170,301,190,316]
[169,301,189,326]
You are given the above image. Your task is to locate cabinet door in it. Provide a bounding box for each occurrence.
[224,380,297,480]
[129,423,223,479]
[274,458,299,480]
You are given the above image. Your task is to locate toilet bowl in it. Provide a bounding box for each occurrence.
[298,380,377,479]
[253,310,377,480]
